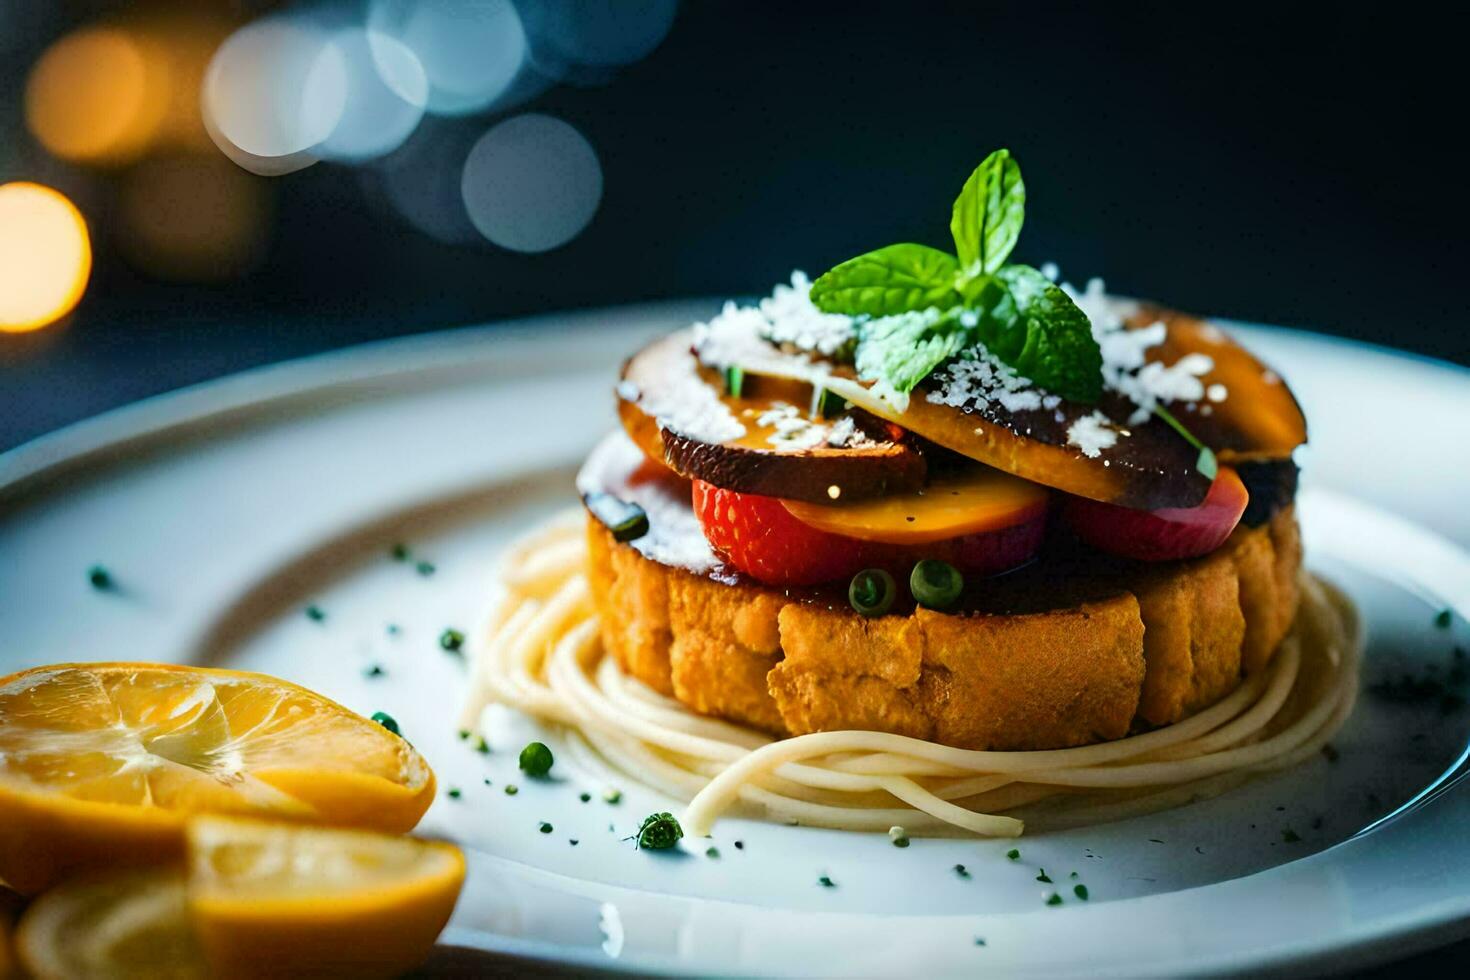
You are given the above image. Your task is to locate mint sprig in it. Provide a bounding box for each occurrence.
[811,149,1098,401]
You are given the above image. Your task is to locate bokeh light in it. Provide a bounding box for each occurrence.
[522,0,678,83]
[318,27,428,162]
[117,154,271,282]
[461,114,602,253]
[368,118,482,245]
[24,26,170,166]
[368,0,527,116]
[203,17,348,176]
[0,183,92,334]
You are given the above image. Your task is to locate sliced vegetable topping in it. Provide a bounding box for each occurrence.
[1063,466,1249,562]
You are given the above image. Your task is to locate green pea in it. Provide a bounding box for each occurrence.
[849,569,896,617]
[910,559,963,610]
[370,711,400,736]
[519,741,554,776]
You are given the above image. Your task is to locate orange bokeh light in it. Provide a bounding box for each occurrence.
[0,183,93,334]
[24,27,169,166]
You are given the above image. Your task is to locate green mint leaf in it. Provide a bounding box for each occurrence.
[855,309,970,393]
[951,148,1025,276]
[992,264,1102,403]
[810,243,961,317]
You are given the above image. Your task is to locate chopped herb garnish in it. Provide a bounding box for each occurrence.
[1153,403,1218,479]
[818,875,836,888]
[504,784,518,796]
[483,778,492,786]
[305,605,326,622]
[706,846,720,859]
[1035,869,1053,883]
[629,812,683,850]
[519,741,554,776]
[584,492,650,543]
[813,386,847,418]
[539,822,553,834]
[387,623,402,636]
[87,565,113,590]
[391,543,411,561]
[1045,893,1063,906]
[370,711,400,736]
[724,364,745,398]
[458,729,470,740]
[363,664,386,678]
[603,788,623,804]
[472,735,490,754]
[570,839,579,846]
[447,787,461,800]
[415,560,436,576]
[734,840,745,850]
[1069,871,1079,879]
[1006,848,1020,861]
[579,792,592,803]
[1148,838,1164,844]
[888,825,910,848]
[953,864,970,879]
[974,938,987,947]
[910,559,963,610]
[439,628,465,653]
[1073,884,1089,901]
[1282,828,1302,843]
[1435,608,1453,629]
[849,568,897,618]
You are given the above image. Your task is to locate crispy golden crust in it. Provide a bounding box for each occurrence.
[586,508,1302,749]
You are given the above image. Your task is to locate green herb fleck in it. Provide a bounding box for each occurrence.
[458,729,470,740]
[1046,893,1063,907]
[519,741,554,777]
[1073,884,1089,901]
[439,628,465,653]
[386,623,401,636]
[818,875,836,888]
[370,711,399,736]
[1036,869,1053,884]
[483,778,492,786]
[305,605,325,622]
[706,846,720,859]
[734,840,744,850]
[910,559,963,610]
[363,664,385,679]
[415,560,436,577]
[813,386,847,418]
[570,839,579,846]
[88,565,113,590]
[1282,828,1302,843]
[603,788,623,804]
[888,825,910,848]
[954,864,970,879]
[1436,608,1454,629]
[579,792,591,803]
[539,821,553,834]
[849,568,897,618]
[504,784,518,796]
[447,787,462,800]
[724,364,745,398]
[1006,848,1020,861]
[1152,403,1217,479]
[629,812,683,850]
[1069,871,1079,879]
[974,938,987,947]
[472,735,490,754]
[391,543,411,561]
[584,492,649,543]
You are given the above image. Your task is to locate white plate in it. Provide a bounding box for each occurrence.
[2,301,1469,977]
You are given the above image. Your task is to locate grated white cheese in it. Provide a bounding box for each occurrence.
[1067,410,1120,458]
[1061,272,1219,426]
[693,272,855,371]
[925,344,1046,414]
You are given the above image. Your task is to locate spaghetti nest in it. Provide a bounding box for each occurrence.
[459,511,1360,838]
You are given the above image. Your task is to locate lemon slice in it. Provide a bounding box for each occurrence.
[15,870,204,980]
[0,663,435,893]
[15,818,464,980]
[187,816,465,978]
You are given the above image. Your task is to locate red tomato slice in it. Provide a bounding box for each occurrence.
[1062,466,1249,562]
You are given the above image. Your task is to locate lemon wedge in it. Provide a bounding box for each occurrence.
[0,663,435,893]
[16,817,464,980]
